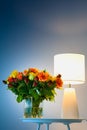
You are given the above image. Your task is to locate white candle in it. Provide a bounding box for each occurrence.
[61,88,79,119]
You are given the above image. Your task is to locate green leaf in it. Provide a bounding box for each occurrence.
[16,95,23,103]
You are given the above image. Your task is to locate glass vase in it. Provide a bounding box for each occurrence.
[24,97,43,118]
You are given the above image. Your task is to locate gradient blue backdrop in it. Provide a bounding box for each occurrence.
[0,0,87,130]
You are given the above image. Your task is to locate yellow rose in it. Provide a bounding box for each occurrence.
[28,72,36,80]
[10,70,18,78]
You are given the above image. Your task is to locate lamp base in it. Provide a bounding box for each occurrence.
[61,88,79,119]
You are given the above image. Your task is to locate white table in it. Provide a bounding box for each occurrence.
[21,118,86,130]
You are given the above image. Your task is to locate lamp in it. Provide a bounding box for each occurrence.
[54,53,85,119]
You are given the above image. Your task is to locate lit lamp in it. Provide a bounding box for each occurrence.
[54,53,85,119]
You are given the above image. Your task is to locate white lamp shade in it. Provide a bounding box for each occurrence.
[54,53,85,84]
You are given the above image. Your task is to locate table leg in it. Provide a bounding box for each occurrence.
[46,123,50,130]
[67,124,70,130]
[37,123,41,130]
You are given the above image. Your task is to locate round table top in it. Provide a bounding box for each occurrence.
[21,118,86,124]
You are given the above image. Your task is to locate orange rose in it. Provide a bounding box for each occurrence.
[29,68,39,73]
[56,74,63,88]
[23,70,29,76]
[37,71,49,82]
[8,77,14,83]
[17,72,23,80]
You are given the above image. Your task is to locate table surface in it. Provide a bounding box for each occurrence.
[21,118,86,124]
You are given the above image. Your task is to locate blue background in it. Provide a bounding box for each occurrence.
[0,0,87,130]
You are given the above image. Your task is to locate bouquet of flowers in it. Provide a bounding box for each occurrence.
[3,68,63,117]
